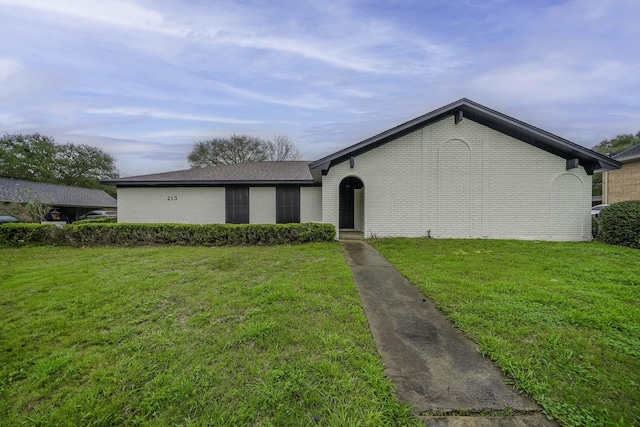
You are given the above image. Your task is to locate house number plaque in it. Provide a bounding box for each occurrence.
[167,196,178,201]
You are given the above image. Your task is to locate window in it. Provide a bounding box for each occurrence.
[276,186,300,223]
[226,187,249,224]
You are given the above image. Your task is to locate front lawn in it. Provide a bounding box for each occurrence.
[372,238,640,427]
[0,244,417,426]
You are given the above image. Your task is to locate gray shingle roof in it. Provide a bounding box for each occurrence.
[613,143,640,163]
[102,161,315,186]
[0,178,117,208]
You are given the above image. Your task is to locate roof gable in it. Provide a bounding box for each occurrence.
[612,143,640,163]
[0,178,117,208]
[309,98,621,179]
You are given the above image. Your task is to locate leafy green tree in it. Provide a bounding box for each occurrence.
[56,143,119,190]
[0,133,58,183]
[592,131,640,155]
[188,134,301,168]
[0,133,119,196]
[591,131,640,196]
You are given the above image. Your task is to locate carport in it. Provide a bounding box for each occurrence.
[0,177,117,222]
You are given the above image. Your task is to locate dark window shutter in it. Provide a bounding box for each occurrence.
[225,187,249,224]
[276,187,300,223]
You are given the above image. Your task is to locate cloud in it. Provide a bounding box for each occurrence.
[85,107,264,125]
[1,0,639,177]
[466,60,629,103]
[0,57,21,81]
[204,81,341,111]
[0,0,187,36]
[0,112,29,129]
[0,0,458,76]
[61,133,191,176]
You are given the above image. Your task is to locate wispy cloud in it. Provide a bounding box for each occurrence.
[205,81,341,111]
[466,60,629,102]
[0,0,186,36]
[85,107,263,125]
[0,57,21,81]
[0,0,638,175]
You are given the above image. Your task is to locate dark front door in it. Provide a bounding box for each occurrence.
[339,176,364,229]
[339,186,354,229]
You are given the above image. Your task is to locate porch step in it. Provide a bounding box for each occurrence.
[339,230,365,240]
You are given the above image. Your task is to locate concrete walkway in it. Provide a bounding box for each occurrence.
[342,240,555,427]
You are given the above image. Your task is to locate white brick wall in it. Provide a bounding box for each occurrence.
[249,187,276,224]
[354,188,364,230]
[119,185,324,225]
[323,116,591,241]
[117,187,225,223]
[300,187,322,222]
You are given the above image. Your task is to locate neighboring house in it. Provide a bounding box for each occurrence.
[602,143,640,204]
[103,99,621,241]
[0,177,117,221]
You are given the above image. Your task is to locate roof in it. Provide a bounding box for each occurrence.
[309,98,622,179]
[612,143,640,163]
[102,161,315,186]
[0,177,117,208]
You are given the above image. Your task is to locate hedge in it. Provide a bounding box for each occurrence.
[0,222,336,247]
[592,215,603,241]
[0,223,64,246]
[72,217,118,225]
[598,200,640,249]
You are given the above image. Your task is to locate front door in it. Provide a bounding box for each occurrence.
[339,185,354,229]
[339,176,364,229]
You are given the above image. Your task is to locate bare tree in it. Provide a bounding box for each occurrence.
[266,134,302,161]
[3,188,52,222]
[188,134,302,168]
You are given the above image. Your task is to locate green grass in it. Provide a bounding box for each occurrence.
[0,244,418,426]
[371,238,640,427]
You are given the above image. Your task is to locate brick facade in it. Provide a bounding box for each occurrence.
[300,187,322,223]
[117,187,226,223]
[322,116,592,241]
[605,160,640,203]
[117,186,322,224]
[249,187,276,223]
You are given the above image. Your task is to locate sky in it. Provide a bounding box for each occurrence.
[1,0,639,177]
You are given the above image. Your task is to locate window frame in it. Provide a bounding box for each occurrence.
[276,186,301,224]
[225,186,250,224]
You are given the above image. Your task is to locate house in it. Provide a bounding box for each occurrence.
[0,177,117,221]
[103,99,621,241]
[602,143,640,204]
[104,161,321,224]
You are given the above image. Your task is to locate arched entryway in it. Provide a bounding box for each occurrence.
[339,176,364,231]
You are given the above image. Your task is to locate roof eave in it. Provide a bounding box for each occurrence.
[309,99,464,174]
[460,103,622,173]
[614,153,640,163]
[102,180,317,187]
[309,98,622,176]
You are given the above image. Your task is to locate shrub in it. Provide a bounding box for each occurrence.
[0,222,336,247]
[598,200,640,249]
[72,216,118,225]
[591,215,602,240]
[0,223,64,246]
